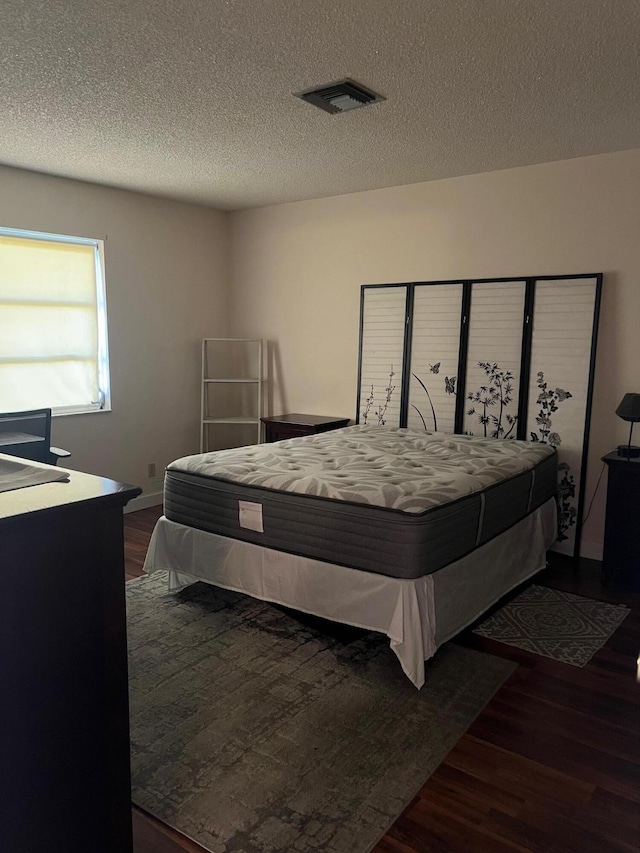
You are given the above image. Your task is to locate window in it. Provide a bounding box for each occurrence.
[0,226,111,415]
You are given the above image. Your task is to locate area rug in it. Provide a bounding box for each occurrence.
[473,584,630,666]
[127,574,515,853]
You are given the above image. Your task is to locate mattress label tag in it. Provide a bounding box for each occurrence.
[238,500,264,533]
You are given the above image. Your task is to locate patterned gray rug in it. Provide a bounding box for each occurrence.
[127,574,515,853]
[473,584,630,666]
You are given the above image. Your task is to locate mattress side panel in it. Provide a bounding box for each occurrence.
[164,470,483,579]
[531,452,559,510]
[163,447,557,579]
[480,470,532,544]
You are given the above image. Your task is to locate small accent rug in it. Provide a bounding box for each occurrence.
[473,584,630,666]
[127,574,515,853]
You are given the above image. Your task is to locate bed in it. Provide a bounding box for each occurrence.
[144,425,558,687]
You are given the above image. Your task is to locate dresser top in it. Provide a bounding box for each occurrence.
[0,453,141,523]
[260,413,350,427]
[602,450,640,467]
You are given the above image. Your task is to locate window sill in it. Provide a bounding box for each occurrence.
[53,404,112,417]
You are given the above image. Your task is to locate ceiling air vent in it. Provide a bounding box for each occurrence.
[295,79,385,114]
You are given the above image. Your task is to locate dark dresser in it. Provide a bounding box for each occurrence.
[601,451,640,589]
[0,456,140,852]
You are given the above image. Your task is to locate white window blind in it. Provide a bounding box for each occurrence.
[0,227,110,415]
[359,287,406,427]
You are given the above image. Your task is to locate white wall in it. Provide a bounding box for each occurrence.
[0,165,230,499]
[229,148,640,558]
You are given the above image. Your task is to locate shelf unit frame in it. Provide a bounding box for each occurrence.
[200,338,264,452]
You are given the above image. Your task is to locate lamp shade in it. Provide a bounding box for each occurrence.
[615,393,640,422]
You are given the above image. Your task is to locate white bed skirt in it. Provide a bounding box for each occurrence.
[143,498,557,689]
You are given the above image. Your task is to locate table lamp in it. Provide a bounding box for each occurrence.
[615,392,640,458]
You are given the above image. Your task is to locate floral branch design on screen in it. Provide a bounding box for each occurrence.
[361,366,396,426]
[529,371,575,540]
[466,362,517,439]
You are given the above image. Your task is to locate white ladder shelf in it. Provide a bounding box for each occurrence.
[200,338,264,452]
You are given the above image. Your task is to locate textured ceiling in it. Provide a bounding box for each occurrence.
[1,0,640,210]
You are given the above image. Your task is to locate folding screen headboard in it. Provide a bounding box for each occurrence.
[356,274,603,558]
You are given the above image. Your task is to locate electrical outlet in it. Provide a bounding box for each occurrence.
[147,462,156,478]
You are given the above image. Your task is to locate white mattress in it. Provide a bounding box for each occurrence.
[164,426,557,579]
[168,426,555,512]
[143,498,557,688]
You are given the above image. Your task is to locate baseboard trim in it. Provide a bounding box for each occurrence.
[124,491,163,514]
[580,540,603,561]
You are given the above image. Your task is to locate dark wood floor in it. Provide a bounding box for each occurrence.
[125,507,640,852]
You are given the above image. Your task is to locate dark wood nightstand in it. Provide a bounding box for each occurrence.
[602,451,640,588]
[261,413,350,443]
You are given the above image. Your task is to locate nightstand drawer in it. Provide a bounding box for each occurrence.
[264,424,309,442]
[261,414,350,443]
